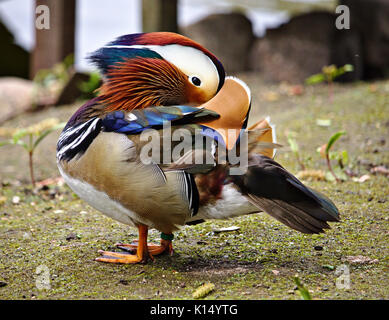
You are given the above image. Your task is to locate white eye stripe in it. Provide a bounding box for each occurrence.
[104,44,217,77]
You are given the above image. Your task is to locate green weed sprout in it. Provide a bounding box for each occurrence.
[32,54,75,107]
[306,64,354,102]
[318,131,347,182]
[287,132,306,170]
[34,54,74,88]
[293,275,312,300]
[0,119,65,187]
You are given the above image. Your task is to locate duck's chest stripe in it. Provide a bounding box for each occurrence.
[177,171,199,217]
[57,118,102,161]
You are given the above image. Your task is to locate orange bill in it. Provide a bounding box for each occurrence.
[197,77,251,150]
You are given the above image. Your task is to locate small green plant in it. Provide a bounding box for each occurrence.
[78,72,101,99]
[306,64,354,102]
[318,131,347,182]
[293,275,312,300]
[0,119,65,187]
[287,132,306,170]
[34,54,74,88]
[32,54,75,107]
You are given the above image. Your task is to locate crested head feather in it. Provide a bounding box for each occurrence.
[87,32,226,112]
[89,32,225,91]
[89,47,162,76]
[106,32,225,90]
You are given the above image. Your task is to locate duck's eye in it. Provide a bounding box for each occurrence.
[190,76,201,87]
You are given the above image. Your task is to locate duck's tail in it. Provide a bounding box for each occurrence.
[230,154,340,234]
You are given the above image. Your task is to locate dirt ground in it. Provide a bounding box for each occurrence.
[0,74,388,299]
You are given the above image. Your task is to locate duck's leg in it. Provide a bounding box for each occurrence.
[116,233,174,256]
[96,224,151,264]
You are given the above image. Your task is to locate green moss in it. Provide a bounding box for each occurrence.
[0,79,388,299]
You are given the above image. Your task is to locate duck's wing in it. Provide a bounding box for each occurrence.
[57,103,219,162]
[99,105,219,221]
[101,105,219,134]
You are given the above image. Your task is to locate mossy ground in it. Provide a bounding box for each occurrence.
[0,75,388,300]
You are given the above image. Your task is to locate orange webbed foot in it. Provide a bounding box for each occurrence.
[95,250,148,264]
[95,227,174,264]
[95,224,152,264]
[116,238,173,257]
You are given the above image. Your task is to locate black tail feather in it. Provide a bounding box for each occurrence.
[230,155,340,234]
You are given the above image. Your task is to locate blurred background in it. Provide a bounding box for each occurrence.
[1,0,388,117]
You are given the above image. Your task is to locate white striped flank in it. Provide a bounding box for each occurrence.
[57,118,101,161]
[57,120,92,146]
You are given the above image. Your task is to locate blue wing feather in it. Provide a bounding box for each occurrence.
[102,106,219,134]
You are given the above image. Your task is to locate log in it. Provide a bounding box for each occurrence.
[30,0,76,78]
[142,0,177,33]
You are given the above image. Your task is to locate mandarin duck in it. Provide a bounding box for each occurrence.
[57,32,340,264]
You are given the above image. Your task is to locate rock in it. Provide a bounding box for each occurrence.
[0,19,29,79]
[341,0,389,79]
[250,12,335,83]
[0,77,35,124]
[65,233,77,241]
[55,71,97,106]
[249,11,364,83]
[181,12,255,73]
[331,28,364,82]
[12,196,20,205]
[119,279,129,285]
[0,77,57,124]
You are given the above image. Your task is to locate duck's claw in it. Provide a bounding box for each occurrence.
[95,250,147,264]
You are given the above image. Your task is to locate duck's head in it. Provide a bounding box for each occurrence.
[90,32,225,111]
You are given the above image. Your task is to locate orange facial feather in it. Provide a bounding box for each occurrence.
[100,57,188,111]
